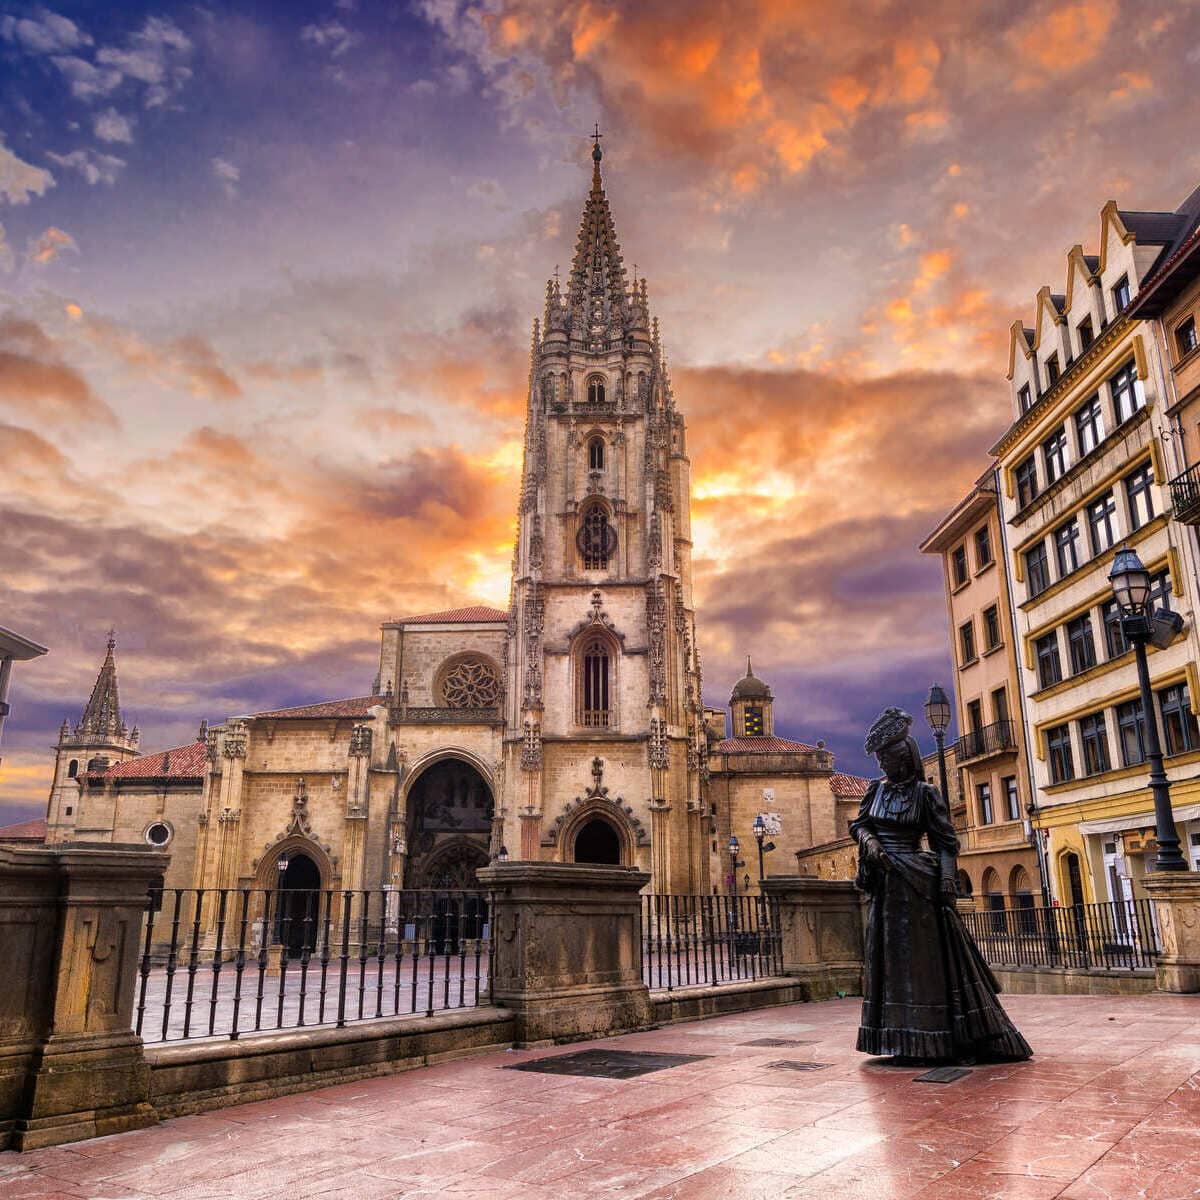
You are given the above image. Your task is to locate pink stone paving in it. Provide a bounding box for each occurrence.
[3,994,1198,1199]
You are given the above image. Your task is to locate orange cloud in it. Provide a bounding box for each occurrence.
[0,315,115,427]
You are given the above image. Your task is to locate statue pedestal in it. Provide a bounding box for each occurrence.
[761,876,865,1001]
[477,861,653,1045]
[1142,871,1200,993]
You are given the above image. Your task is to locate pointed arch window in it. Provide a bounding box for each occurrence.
[581,637,611,727]
[588,436,605,471]
[578,502,614,570]
[587,376,606,405]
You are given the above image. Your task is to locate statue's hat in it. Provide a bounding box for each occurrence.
[864,706,913,754]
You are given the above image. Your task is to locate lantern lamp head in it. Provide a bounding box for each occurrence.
[1109,545,1151,615]
[924,684,952,736]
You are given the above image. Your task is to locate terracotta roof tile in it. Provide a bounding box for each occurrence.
[253,695,385,720]
[712,735,818,754]
[830,772,872,797]
[0,815,47,841]
[386,606,508,626]
[89,741,208,781]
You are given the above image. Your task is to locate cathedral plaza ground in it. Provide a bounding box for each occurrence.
[3,994,1198,1200]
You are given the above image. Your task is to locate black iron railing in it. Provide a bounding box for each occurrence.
[955,720,1017,762]
[1168,462,1200,524]
[135,887,491,1044]
[641,893,783,991]
[962,898,1158,971]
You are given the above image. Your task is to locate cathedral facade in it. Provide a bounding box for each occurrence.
[43,144,864,902]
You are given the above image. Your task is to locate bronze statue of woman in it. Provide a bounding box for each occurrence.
[851,706,1031,1062]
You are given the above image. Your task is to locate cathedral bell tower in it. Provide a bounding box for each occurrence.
[498,134,707,893]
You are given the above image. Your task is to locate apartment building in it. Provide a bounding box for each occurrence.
[921,471,1043,910]
[992,190,1200,906]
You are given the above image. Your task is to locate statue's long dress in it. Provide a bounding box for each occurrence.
[851,779,1032,1061]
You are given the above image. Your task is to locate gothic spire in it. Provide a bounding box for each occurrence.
[566,127,631,350]
[77,629,125,738]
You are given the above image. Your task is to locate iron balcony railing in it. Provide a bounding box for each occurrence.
[135,887,491,1045]
[641,893,784,991]
[961,898,1158,972]
[956,719,1018,762]
[1168,461,1200,525]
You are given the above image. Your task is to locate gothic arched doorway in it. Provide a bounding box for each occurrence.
[403,757,494,891]
[275,852,320,956]
[573,817,621,864]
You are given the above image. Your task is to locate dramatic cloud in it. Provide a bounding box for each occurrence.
[0,141,54,205]
[0,315,114,427]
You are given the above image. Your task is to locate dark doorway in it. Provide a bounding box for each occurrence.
[1064,852,1085,906]
[574,817,621,864]
[275,853,320,956]
[404,759,493,890]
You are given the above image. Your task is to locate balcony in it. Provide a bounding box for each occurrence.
[956,719,1018,763]
[1168,462,1200,525]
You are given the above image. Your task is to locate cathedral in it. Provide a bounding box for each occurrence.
[42,140,867,900]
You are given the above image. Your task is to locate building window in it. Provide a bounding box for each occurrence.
[1047,725,1074,784]
[587,376,606,405]
[1045,353,1060,386]
[1149,567,1172,613]
[1025,541,1050,598]
[1077,316,1094,351]
[1158,683,1198,756]
[974,525,992,569]
[65,805,73,816]
[1066,613,1097,675]
[579,503,613,569]
[144,822,173,847]
[1112,274,1131,313]
[743,705,764,736]
[1124,463,1155,531]
[1102,599,1129,658]
[1074,394,1105,456]
[1086,491,1119,556]
[992,686,1010,726]
[1042,425,1069,484]
[1177,315,1198,358]
[967,698,983,737]
[951,545,968,587]
[1109,360,1142,424]
[580,637,611,726]
[1116,699,1147,766]
[959,620,977,665]
[1054,517,1083,577]
[1003,776,1020,822]
[1015,456,1039,508]
[1079,713,1111,775]
[67,759,78,779]
[983,605,1002,651]
[1018,383,1032,414]
[977,782,994,825]
[588,436,604,470]
[1035,632,1062,689]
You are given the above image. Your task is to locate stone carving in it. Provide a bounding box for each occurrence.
[288,777,311,836]
[528,513,544,571]
[521,720,542,771]
[205,727,220,765]
[543,757,649,847]
[648,717,669,770]
[223,720,247,759]
[349,724,372,757]
[523,583,545,709]
[646,580,667,705]
[442,659,501,709]
[673,580,687,634]
[218,807,240,825]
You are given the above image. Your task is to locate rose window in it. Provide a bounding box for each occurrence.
[442,660,501,708]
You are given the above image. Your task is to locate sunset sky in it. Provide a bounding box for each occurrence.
[3,0,1200,823]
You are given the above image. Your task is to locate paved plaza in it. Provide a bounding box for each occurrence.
[3,994,1198,1199]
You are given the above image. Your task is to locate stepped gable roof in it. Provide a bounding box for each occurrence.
[830,772,872,798]
[712,735,817,755]
[0,816,47,841]
[253,695,385,720]
[87,741,207,781]
[1127,183,1200,319]
[1117,208,1188,246]
[384,606,507,627]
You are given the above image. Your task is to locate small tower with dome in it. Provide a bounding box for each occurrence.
[730,656,774,737]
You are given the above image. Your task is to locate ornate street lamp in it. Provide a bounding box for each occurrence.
[728,835,742,898]
[924,683,952,805]
[1109,546,1186,871]
[751,813,776,882]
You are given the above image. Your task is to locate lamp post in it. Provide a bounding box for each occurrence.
[1109,546,1186,871]
[924,684,952,806]
[728,835,743,899]
[752,814,766,882]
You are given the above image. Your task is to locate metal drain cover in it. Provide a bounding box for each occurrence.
[741,1038,818,1047]
[506,1049,710,1079]
[915,1066,973,1084]
[766,1060,831,1071]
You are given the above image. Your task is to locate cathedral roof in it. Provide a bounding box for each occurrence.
[0,815,47,842]
[253,695,386,720]
[830,772,872,797]
[77,630,125,738]
[86,740,207,781]
[730,657,772,701]
[711,735,817,755]
[383,606,508,628]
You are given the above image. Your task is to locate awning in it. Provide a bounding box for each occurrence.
[1079,803,1200,836]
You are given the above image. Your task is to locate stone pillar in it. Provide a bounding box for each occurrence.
[760,876,865,1001]
[1142,872,1200,993]
[477,861,653,1045]
[0,843,165,1151]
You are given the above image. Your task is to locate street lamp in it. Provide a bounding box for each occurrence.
[1109,546,1186,871]
[924,684,952,806]
[728,835,743,898]
[751,813,776,882]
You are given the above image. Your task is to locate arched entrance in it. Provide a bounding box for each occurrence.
[275,852,320,956]
[403,757,494,890]
[573,817,621,864]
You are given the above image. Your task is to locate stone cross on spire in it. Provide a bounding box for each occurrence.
[77,630,125,738]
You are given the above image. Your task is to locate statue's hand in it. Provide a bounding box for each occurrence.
[863,837,891,871]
